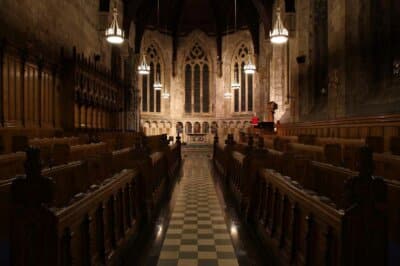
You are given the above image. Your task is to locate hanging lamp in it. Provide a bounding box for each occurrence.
[161,0,170,99]
[231,0,241,90]
[232,71,240,90]
[162,91,170,99]
[105,7,125,45]
[153,0,163,90]
[270,7,289,44]
[137,54,150,75]
[154,73,163,91]
[224,84,233,99]
[244,54,256,74]
[224,91,233,99]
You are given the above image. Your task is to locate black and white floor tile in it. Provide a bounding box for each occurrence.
[157,152,239,266]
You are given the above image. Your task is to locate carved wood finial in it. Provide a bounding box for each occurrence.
[356,146,374,178]
[24,147,42,180]
[12,147,54,206]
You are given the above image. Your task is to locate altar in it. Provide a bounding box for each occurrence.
[186,133,209,145]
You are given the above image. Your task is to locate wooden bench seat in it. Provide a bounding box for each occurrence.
[0,152,26,181]
[12,164,140,266]
[214,134,395,265]
[252,167,386,266]
[9,133,183,266]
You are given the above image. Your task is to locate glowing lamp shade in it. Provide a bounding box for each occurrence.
[154,82,163,91]
[137,55,150,75]
[154,73,163,91]
[244,55,256,75]
[224,92,233,99]
[162,91,170,99]
[231,81,240,90]
[105,8,125,45]
[231,72,240,90]
[270,8,289,44]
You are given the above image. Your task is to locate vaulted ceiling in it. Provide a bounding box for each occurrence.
[123,0,274,59]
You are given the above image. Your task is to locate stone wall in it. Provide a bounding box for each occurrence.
[0,0,125,67]
[139,28,265,141]
[278,0,400,122]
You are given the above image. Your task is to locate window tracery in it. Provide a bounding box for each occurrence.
[141,44,162,113]
[232,43,254,113]
[184,43,210,113]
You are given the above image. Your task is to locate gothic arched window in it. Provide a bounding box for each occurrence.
[184,43,210,114]
[141,44,163,113]
[232,44,254,113]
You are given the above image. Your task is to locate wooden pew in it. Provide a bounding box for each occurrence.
[0,152,26,181]
[52,142,109,165]
[12,133,181,265]
[217,136,398,265]
[214,140,387,265]
[11,148,140,266]
[29,137,81,166]
[373,153,400,182]
[391,136,400,155]
[252,165,386,266]
[260,134,399,181]
[70,142,109,161]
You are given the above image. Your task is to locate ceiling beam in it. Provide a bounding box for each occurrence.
[134,0,158,53]
[171,0,186,76]
[238,0,260,55]
[250,0,273,37]
[208,0,225,64]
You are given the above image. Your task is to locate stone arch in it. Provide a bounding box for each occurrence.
[159,121,166,134]
[203,122,210,134]
[151,121,158,135]
[140,39,166,70]
[165,121,172,135]
[211,121,218,134]
[140,39,166,114]
[229,121,235,134]
[185,122,193,134]
[179,30,215,70]
[176,122,183,134]
[143,121,151,135]
[193,122,201,134]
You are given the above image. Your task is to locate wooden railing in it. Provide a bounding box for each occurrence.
[213,134,388,265]
[277,114,400,152]
[11,149,139,266]
[243,133,400,183]
[9,133,182,266]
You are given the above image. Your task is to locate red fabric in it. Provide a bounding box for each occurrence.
[251,116,259,125]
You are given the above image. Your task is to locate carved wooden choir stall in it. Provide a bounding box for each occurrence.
[214,133,390,266]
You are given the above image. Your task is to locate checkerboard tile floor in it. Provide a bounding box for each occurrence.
[157,152,239,266]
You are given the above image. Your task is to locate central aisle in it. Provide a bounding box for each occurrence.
[157,151,239,266]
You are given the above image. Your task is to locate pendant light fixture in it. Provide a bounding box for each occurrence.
[231,0,241,90]
[270,7,289,44]
[137,54,150,75]
[244,54,256,74]
[154,73,163,91]
[162,91,170,99]
[154,0,163,90]
[224,91,233,99]
[243,0,256,75]
[161,0,170,99]
[105,5,125,45]
[232,71,240,90]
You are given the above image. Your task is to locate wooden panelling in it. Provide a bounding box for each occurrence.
[278,115,400,152]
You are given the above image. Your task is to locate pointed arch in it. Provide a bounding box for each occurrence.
[140,41,165,114]
[184,41,211,114]
[231,42,255,113]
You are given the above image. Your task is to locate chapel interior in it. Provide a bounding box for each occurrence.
[0,0,399,265]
